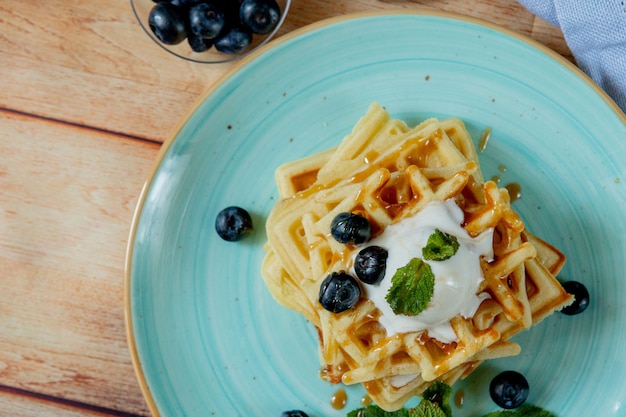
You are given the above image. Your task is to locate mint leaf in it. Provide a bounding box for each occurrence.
[481,404,557,417]
[422,382,453,417]
[422,229,460,261]
[385,258,435,316]
[346,405,408,417]
[408,400,447,417]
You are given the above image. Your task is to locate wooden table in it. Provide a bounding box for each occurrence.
[0,1,572,416]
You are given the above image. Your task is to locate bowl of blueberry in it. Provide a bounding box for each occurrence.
[131,0,291,63]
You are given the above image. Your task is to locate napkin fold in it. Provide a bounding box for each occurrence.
[518,0,626,113]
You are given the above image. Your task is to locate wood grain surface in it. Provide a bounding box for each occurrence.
[0,1,570,415]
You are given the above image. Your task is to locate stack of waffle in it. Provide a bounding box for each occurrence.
[262,103,572,411]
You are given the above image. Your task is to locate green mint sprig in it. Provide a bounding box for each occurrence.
[422,382,453,417]
[422,229,460,261]
[385,258,435,316]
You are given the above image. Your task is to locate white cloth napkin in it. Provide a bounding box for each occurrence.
[518,0,626,113]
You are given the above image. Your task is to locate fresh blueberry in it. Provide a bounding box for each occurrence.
[187,31,213,52]
[215,206,253,241]
[171,0,202,6]
[489,370,529,409]
[280,411,309,417]
[214,26,253,54]
[560,280,590,315]
[319,271,361,313]
[355,246,388,285]
[148,3,187,45]
[240,0,281,34]
[188,2,226,40]
[330,212,372,245]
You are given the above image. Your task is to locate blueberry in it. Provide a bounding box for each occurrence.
[240,0,281,34]
[319,271,361,313]
[171,0,202,6]
[214,26,253,54]
[188,2,226,40]
[355,246,388,285]
[560,280,590,315]
[187,31,213,52]
[330,212,372,245]
[215,206,253,241]
[148,3,187,45]
[280,411,309,417]
[489,370,529,409]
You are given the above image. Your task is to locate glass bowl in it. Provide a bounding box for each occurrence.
[130,0,291,63]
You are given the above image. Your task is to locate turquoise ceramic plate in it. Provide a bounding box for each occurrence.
[125,11,626,417]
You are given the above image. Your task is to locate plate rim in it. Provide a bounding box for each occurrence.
[123,9,626,416]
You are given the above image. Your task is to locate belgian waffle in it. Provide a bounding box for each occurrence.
[262,103,572,411]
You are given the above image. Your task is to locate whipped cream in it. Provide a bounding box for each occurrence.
[354,199,494,343]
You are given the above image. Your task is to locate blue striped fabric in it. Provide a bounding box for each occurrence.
[519,0,626,113]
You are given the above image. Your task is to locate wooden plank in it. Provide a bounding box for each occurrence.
[0,0,570,143]
[0,50,203,143]
[0,0,227,142]
[0,109,158,416]
[0,387,142,417]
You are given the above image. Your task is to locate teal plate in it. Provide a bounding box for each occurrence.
[125,11,626,417]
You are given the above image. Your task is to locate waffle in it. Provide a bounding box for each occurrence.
[262,103,573,411]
